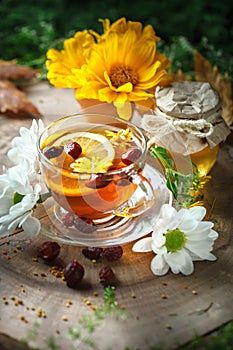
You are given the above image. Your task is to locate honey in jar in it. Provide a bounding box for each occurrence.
[142,81,231,176]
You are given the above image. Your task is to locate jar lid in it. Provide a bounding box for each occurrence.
[156,81,220,120]
[142,81,231,155]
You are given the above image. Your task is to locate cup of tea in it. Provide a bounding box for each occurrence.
[37,113,155,237]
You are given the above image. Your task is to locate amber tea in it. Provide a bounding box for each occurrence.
[38,114,154,222]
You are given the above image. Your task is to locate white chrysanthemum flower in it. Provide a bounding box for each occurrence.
[0,161,42,238]
[133,204,218,276]
[7,119,44,172]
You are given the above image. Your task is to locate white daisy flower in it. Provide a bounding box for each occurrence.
[7,118,44,172]
[132,204,218,276]
[0,161,42,238]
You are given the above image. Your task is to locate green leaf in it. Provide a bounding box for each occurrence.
[13,192,25,205]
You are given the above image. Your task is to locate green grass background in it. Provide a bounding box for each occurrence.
[0,0,232,80]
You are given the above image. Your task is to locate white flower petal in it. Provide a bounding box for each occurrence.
[165,250,194,275]
[151,255,169,276]
[188,206,206,221]
[208,229,218,240]
[185,240,216,260]
[152,231,166,247]
[22,215,41,236]
[151,241,167,255]
[132,237,153,252]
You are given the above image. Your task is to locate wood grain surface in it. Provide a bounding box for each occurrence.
[0,82,232,350]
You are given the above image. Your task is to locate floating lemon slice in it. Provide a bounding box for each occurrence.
[54,132,115,173]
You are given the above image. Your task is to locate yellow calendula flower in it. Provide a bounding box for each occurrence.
[46,30,94,88]
[46,17,171,119]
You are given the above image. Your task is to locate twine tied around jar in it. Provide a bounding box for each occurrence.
[171,118,214,138]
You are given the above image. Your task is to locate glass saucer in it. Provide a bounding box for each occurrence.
[39,162,172,247]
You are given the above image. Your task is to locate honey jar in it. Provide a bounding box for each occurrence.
[142,81,231,176]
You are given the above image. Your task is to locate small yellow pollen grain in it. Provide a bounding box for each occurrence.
[165,323,172,330]
[62,315,68,321]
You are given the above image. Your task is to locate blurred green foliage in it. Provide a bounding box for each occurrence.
[0,0,232,80]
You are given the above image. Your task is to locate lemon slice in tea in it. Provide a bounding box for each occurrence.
[55,132,115,173]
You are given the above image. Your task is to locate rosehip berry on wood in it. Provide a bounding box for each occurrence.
[121,148,142,165]
[99,266,115,282]
[64,141,82,159]
[82,247,103,261]
[64,260,84,288]
[103,245,123,261]
[39,241,61,262]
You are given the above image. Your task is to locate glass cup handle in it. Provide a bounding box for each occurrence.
[113,172,155,218]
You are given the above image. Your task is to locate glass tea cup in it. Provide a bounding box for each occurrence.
[37,113,155,233]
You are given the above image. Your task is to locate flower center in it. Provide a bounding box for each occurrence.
[109,65,138,88]
[164,228,186,252]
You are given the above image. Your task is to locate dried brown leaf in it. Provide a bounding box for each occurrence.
[194,50,233,126]
[0,80,41,117]
[168,68,192,82]
[0,59,39,80]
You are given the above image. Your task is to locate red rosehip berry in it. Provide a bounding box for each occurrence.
[44,146,63,159]
[103,245,123,261]
[64,141,82,159]
[121,148,142,165]
[62,212,75,227]
[39,241,61,262]
[86,174,110,189]
[82,247,103,261]
[64,260,84,288]
[74,217,96,233]
[99,266,115,282]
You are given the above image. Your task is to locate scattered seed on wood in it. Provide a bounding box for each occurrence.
[40,273,46,277]
[32,257,38,262]
[183,284,188,289]
[16,244,22,250]
[2,250,7,255]
[18,299,24,305]
[165,323,172,330]
[7,255,11,260]
[2,296,7,301]
[161,294,167,299]
[162,281,168,286]
[62,315,68,321]
[55,329,60,334]
[93,291,98,297]
[20,287,25,293]
[90,305,96,311]
[192,290,198,295]
[33,272,39,276]
[131,293,136,299]
[85,300,91,306]
[10,296,15,300]
[37,307,46,318]
[4,300,9,305]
